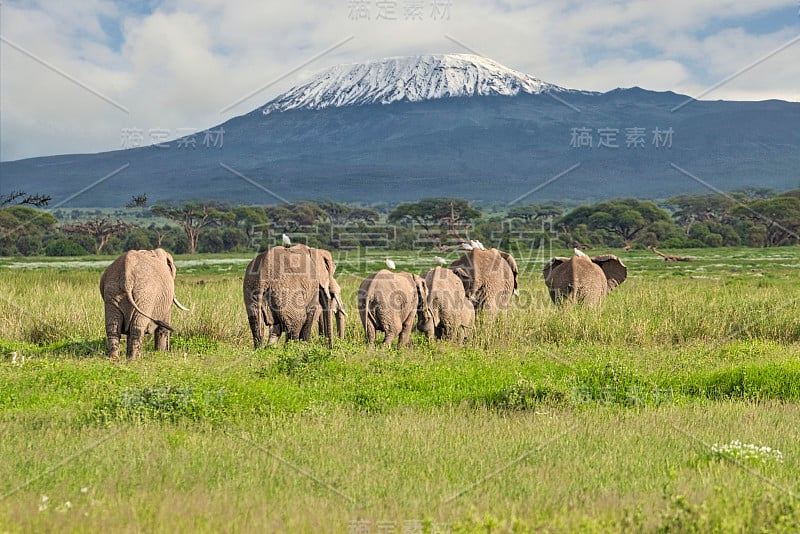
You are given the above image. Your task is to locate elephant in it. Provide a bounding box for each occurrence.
[243,244,342,348]
[542,251,627,305]
[99,248,189,360]
[417,266,475,342]
[358,269,432,347]
[449,248,519,312]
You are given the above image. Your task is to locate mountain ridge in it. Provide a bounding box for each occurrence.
[1,55,798,207]
[261,53,591,114]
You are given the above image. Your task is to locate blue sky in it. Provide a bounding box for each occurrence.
[1,0,798,161]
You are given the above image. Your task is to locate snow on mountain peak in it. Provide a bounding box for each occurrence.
[262,54,567,114]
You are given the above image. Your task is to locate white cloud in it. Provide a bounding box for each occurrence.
[1,0,797,161]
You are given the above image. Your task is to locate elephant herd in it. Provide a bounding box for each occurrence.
[99,246,628,360]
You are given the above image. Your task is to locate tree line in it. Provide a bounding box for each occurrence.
[0,189,798,256]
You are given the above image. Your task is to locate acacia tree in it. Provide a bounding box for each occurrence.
[152,202,233,254]
[61,217,133,254]
[126,193,149,208]
[507,202,564,223]
[666,193,738,229]
[316,201,379,225]
[388,198,482,246]
[0,190,51,207]
[388,198,481,231]
[560,198,673,247]
[0,205,57,255]
[232,206,270,246]
[732,193,800,247]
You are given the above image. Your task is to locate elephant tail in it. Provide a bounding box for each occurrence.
[124,287,174,332]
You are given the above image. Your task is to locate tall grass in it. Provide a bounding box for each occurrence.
[1,248,800,531]
[3,248,798,349]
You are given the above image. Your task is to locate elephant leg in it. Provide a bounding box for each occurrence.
[267,323,282,346]
[248,312,265,348]
[440,323,453,341]
[154,326,170,352]
[301,307,320,341]
[288,326,301,341]
[126,328,144,360]
[365,319,376,345]
[398,314,415,348]
[107,334,121,360]
[126,314,150,360]
[105,305,122,360]
[383,330,397,347]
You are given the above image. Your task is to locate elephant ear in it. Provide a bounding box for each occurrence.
[315,249,336,299]
[320,249,336,276]
[450,266,471,292]
[542,257,569,283]
[412,275,434,322]
[411,274,425,299]
[499,251,519,290]
[591,255,627,291]
[156,248,177,279]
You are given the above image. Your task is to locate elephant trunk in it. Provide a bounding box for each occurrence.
[319,287,334,348]
[335,310,346,339]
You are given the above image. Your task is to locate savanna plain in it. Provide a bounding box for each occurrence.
[1,247,800,533]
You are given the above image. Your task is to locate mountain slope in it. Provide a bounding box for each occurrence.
[1,55,798,207]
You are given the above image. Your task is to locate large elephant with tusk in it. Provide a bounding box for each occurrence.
[99,248,190,360]
[244,244,343,348]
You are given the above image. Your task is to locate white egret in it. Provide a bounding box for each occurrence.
[574,248,587,257]
[385,258,396,270]
[282,233,291,247]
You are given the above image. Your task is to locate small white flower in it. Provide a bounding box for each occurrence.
[80,487,89,494]
[711,440,783,464]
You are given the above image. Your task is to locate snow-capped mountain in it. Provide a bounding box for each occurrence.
[262,54,575,114]
[2,54,799,206]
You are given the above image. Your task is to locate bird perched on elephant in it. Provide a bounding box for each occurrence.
[358,269,432,348]
[542,249,627,305]
[99,248,189,360]
[243,244,343,348]
[449,248,519,312]
[417,266,475,342]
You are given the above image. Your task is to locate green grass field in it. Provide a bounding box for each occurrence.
[1,247,800,532]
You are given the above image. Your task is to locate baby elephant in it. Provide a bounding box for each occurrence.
[417,267,475,341]
[100,248,189,360]
[358,269,432,348]
[542,249,627,305]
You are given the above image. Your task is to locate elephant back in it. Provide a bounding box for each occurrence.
[449,248,517,310]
